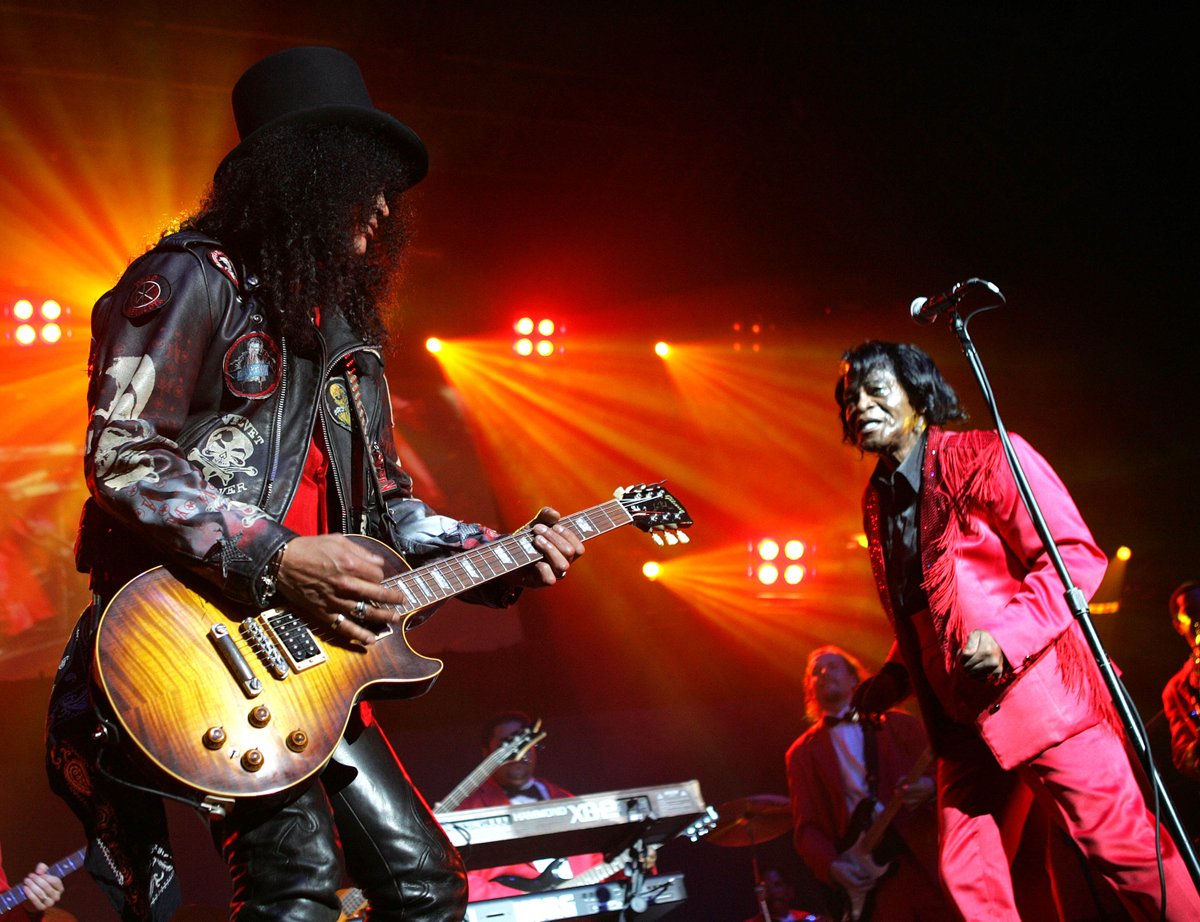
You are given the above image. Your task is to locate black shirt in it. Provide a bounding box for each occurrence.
[871,431,929,618]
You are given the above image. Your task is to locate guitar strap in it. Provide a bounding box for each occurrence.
[343,354,396,534]
[863,720,880,803]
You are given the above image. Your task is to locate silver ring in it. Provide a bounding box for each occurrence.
[332,613,345,630]
[354,599,368,620]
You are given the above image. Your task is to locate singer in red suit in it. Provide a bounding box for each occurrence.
[837,340,1200,921]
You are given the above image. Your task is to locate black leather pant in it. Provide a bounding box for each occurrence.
[211,709,467,921]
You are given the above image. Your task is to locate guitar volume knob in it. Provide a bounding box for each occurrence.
[248,706,271,728]
[203,727,227,750]
[286,730,309,753]
[240,748,265,772]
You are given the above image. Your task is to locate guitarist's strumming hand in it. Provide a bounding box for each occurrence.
[276,534,416,645]
[830,853,875,892]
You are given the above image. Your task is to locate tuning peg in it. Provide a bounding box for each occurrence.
[662,531,679,546]
[613,486,626,499]
[651,532,665,547]
[677,531,690,544]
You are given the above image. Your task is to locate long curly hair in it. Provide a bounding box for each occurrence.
[180,123,415,353]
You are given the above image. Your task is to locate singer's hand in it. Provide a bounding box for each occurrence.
[959,629,1008,681]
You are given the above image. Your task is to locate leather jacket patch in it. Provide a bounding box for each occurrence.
[208,249,240,289]
[124,275,172,318]
[325,379,354,431]
[223,332,281,399]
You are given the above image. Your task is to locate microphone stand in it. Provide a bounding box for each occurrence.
[943,304,1200,892]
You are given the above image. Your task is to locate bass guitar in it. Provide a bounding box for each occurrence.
[0,847,86,914]
[95,484,690,810]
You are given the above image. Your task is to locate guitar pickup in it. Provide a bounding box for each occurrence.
[259,610,328,672]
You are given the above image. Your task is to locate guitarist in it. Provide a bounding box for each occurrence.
[0,843,64,921]
[456,712,604,901]
[44,47,584,922]
[785,646,946,920]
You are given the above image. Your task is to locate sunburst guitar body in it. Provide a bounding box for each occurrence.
[94,485,691,808]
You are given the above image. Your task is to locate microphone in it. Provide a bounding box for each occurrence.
[909,278,1003,324]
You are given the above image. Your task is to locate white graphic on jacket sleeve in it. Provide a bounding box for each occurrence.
[187,426,260,486]
[91,355,162,489]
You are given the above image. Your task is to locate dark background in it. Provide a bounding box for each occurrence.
[1,3,1196,919]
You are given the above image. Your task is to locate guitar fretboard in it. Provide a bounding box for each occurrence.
[0,847,86,911]
[383,500,632,613]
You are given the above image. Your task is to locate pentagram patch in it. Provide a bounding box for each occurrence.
[223,332,281,399]
[208,249,240,289]
[124,275,172,318]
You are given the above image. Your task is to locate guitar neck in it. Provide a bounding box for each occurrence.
[437,750,515,813]
[0,847,86,911]
[386,501,632,608]
[859,749,933,854]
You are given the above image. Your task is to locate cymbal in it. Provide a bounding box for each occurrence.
[706,793,791,847]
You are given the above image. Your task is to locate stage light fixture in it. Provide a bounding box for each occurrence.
[511,316,563,358]
[654,342,670,357]
[6,297,73,347]
[1116,546,1132,561]
[756,563,779,586]
[750,535,813,591]
[642,561,661,580]
[425,337,443,354]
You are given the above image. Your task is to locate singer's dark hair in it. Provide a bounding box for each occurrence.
[835,340,966,443]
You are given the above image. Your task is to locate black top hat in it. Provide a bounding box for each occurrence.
[217,46,428,188]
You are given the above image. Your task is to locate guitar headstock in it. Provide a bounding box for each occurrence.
[684,805,720,842]
[499,718,547,765]
[614,483,693,546]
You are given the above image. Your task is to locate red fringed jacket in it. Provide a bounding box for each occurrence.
[863,427,1116,769]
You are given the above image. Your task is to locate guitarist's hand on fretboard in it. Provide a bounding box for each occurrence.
[894,774,935,809]
[497,507,586,590]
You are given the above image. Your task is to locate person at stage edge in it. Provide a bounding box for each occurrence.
[786,645,947,919]
[456,711,603,901]
[836,339,1200,920]
[1162,582,1200,782]
[43,46,584,922]
[0,844,64,921]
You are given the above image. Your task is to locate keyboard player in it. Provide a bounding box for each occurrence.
[457,711,604,900]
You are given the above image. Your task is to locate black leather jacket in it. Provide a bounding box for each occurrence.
[77,231,509,609]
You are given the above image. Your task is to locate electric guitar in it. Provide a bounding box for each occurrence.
[336,721,547,922]
[837,748,934,922]
[0,847,86,914]
[94,485,691,809]
[545,806,719,891]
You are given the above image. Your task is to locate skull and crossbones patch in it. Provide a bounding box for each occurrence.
[186,421,262,488]
[223,332,281,399]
